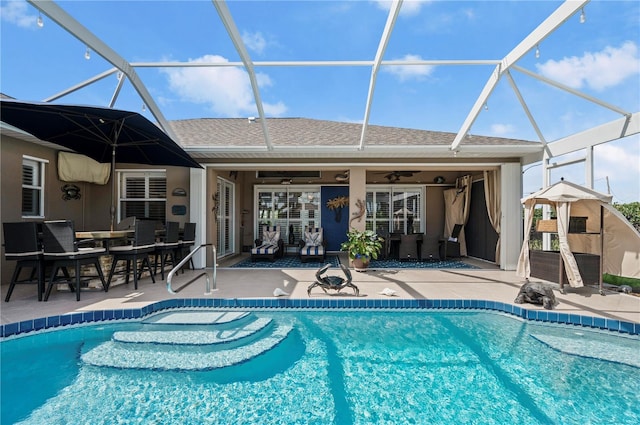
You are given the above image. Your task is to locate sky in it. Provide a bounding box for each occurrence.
[1,0,639,203]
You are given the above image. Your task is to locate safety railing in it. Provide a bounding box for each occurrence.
[166,244,218,295]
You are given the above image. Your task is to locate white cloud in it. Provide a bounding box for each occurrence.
[1,0,38,28]
[383,54,434,82]
[242,31,267,55]
[490,123,515,136]
[372,0,427,17]
[461,8,475,20]
[162,55,287,117]
[594,139,640,201]
[536,41,640,91]
[596,140,640,175]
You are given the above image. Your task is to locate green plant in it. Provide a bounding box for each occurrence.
[340,229,384,260]
[613,202,640,232]
[603,273,640,291]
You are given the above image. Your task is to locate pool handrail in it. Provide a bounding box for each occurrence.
[166,244,217,295]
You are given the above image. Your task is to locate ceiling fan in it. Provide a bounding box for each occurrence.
[375,171,419,183]
[335,170,349,182]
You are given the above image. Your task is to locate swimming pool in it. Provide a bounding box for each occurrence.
[2,309,639,424]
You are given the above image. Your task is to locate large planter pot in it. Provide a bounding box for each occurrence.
[352,257,370,272]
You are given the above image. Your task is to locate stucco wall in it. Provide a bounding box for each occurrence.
[1,135,192,287]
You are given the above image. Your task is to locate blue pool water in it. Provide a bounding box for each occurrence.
[1,310,639,424]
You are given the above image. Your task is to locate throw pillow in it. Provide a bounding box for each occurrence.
[264,230,280,245]
[304,231,322,247]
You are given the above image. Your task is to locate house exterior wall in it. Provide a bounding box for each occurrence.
[501,163,523,270]
[1,136,193,286]
[164,167,192,227]
[2,134,524,292]
[1,135,89,285]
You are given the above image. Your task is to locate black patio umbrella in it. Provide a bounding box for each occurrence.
[1,99,202,229]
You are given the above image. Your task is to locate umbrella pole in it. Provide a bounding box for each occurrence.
[110,145,116,231]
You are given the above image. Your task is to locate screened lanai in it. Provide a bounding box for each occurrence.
[1,0,638,273]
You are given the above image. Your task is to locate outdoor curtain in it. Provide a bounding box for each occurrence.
[443,175,472,256]
[516,199,535,278]
[556,202,583,287]
[484,170,501,265]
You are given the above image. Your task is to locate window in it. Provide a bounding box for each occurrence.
[366,186,424,235]
[255,186,320,242]
[119,171,166,222]
[22,156,47,218]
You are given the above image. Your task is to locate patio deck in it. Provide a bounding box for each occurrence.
[1,254,638,327]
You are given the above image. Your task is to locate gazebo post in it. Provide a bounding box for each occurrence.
[599,205,605,295]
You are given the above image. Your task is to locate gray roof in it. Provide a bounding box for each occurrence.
[170,117,542,161]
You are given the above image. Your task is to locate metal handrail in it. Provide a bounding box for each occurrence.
[166,244,218,295]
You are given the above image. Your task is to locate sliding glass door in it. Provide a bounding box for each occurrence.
[366,186,424,235]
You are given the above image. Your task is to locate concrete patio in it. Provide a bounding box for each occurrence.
[1,255,639,326]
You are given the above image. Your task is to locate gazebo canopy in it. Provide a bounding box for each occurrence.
[518,180,640,288]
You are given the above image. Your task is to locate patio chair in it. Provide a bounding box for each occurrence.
[115,216,136,230]
[299,226,325,263]
[439,224,462,260]
[153,221,180,280]
[41,220,107,302]
[107,219,157,290]
[177,222,196,272]
[307,263,358,296]
[386,232,404,260]
[3,222,45,302]
[398,234,419,261]
[251,225,283,262]
[420,233,441,262]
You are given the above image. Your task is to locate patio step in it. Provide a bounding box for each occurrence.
[112,317,272,345]
[81,321,292,371]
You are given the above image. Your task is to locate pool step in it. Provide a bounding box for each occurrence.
[142,310,251,325]
[112,317,272,345]
[82,323,293,371]
[531,333,640,368]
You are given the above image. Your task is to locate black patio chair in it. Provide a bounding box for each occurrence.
[398,233,419,261]
[3,222,45,302]
[153,221,180,280]
[107,219,157,290]
[177,222,196,272]
[439,224,463,260]
[115,216,136,230]
[41,220,107,302]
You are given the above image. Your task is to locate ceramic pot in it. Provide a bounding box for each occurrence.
[352,257,370,272]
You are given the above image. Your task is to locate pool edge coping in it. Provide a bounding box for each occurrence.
[1,298,638,338]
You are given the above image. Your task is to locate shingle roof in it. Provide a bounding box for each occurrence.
[170,117,537,148]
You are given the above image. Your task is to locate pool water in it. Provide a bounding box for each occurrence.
[2,310,639,424]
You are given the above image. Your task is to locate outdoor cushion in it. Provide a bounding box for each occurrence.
[251,244,279,255]
[300,245,324,256]
[304,231,322,247]
[263,230,280,245]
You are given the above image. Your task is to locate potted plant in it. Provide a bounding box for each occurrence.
[340,229,384,271]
